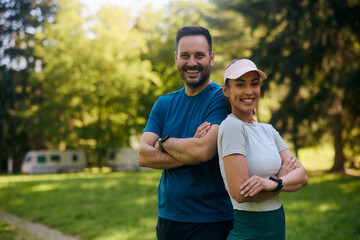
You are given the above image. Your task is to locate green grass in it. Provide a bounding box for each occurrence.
[283,174,360,240]
[0,171,161,240]
[298,144,335,172]
[0,145,359,240]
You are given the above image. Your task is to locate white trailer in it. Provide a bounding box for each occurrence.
[106,147,152,171]
[21,149,87,174]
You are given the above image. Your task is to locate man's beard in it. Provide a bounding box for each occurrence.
[180,66,211,89]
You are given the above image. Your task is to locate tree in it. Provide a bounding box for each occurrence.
[0,0,56,172]
[33,0,159,166]
[213,0,360,171]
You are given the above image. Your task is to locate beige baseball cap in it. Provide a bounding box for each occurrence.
[223,59,267,83]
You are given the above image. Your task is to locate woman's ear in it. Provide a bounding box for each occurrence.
[222,84,229,97]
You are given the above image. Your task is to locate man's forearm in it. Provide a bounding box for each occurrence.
[160,125,219,165]
[161,137,215,165]
[138,142,184,170]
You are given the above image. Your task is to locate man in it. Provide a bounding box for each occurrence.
[138,25,234,240]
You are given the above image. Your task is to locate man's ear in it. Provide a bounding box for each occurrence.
[174,51,178,64]
[210,51,215,67]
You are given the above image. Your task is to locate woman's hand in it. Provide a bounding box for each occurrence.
[278,155,300,177]
[193,122,211,138]
[154,122,211,151]
[240,175,277,197]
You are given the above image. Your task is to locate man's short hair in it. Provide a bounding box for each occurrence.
[176,25,212,55]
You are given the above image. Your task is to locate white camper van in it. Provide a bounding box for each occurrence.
[21,150,86,174]
[106,147,151,171]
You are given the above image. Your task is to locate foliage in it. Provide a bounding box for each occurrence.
[1,0,222,170]
[0,170,359,240]
[213,0,360,170]
[30,0,160,166]
[1,0,359,172]
[0,0,56,171]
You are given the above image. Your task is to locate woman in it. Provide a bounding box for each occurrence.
[217,59,308,239]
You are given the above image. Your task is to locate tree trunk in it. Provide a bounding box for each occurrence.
[330,112,345,172]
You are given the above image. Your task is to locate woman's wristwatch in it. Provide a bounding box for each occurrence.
[158,135,170,153]
[269,176,283,192]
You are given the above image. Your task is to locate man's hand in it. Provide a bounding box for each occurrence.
[278,155,300,177]
[154,139,160,150]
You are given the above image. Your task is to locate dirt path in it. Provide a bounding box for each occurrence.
[0,211,80,240]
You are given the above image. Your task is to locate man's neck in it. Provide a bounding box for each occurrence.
[185,80,212,96]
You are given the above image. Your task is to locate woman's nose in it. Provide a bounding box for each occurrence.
[244,85,253,94]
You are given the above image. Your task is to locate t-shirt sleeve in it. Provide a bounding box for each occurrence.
[270,125,288,152]
[205,89,230,125]
[220,118,246,158]
[144,97,163,136]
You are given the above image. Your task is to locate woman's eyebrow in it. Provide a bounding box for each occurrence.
[234,78,260,82]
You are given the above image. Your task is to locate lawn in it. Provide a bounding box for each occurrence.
[0,171,160,240]
[0,145,359,240]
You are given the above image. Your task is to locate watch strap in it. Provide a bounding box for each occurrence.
[269,176,283,192]
[158,135,170,153]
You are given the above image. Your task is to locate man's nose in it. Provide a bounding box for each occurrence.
[187,56,197,67]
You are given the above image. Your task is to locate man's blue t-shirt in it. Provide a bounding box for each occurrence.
[144,82,234,223]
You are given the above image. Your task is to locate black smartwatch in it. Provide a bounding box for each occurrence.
[158,135,170,153]
[269,176,283,192]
